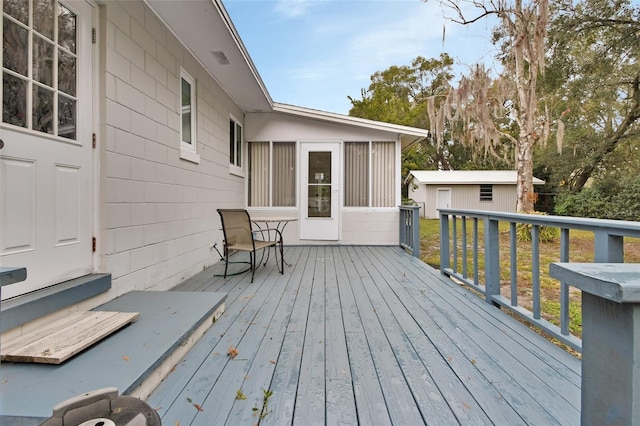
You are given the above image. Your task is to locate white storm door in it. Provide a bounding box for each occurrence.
[1,0,94,300]
[300,142,340,240]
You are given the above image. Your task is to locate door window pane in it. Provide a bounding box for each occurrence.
[34,0,54,40]
[33,35,54,87]
[58,50,76,96]
[58,94,76,139]
[58,4,76,53]
[3,16,28,75]
[3,72,27,127]
[33,85,54,134]
[4,0,28,24]
[308,151,331,218]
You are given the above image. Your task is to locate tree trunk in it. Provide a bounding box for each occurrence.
[516,138,535,212]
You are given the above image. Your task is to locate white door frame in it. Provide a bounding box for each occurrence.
[299,142,340,240]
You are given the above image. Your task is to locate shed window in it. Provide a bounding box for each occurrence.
[480,184,493,201]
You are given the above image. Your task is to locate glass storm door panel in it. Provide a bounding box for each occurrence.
[307,151,332,218]
[1,0,94,300]
[300,142,340,240]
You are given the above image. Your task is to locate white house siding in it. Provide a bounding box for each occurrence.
[419,184,517,218]
[246,112,402,245]
[101,1,242,296]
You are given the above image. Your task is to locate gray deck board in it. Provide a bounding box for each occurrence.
[371,246,580,423]
[146,245,581,425]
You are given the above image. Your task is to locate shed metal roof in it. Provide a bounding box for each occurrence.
[409,170,545,185]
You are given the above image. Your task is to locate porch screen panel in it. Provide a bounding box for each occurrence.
[272,142,296,207]
[372,141,395,207]
[344,142,369,207]
[248,142,269,206]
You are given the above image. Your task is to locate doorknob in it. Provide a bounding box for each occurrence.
[0,139,4,149]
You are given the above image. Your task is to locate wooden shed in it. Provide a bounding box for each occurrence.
[408,170,545,218]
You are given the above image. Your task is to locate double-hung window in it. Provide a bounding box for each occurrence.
[248,141,296,207]
[344,141,396,207]
[179,68,199,163]
[229,117,243,175]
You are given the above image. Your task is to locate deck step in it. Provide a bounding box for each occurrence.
[0,290,226,423]
[1,311,140,364]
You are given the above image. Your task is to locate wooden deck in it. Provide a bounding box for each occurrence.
[146,246,581,425]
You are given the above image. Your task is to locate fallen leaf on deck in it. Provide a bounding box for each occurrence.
[193,403,204,412]
[122,355,130,361]
[462,402,471,409]
[186,397,193,403]
[341,369,347,374]
[471,359,477,364]
[228,346,239,358]
[447,356,452,362]
[175,422,180,426]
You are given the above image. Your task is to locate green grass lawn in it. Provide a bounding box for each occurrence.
[419,218,640,343]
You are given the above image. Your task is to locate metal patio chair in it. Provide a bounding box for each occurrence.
[217,209,284,283]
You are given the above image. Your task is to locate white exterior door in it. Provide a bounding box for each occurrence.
[299,142,340,240]
[437,188,451,213]
[1,0,94,300]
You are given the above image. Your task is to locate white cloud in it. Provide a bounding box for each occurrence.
[274,0,317,18]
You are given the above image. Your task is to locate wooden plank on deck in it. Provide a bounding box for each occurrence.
[371,246,580,424]
[1,311,139,364]
[348,246,489,425]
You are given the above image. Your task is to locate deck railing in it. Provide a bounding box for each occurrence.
[399,205,420,258]
[438,208,640,352]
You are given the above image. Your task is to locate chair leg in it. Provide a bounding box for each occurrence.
[279,238,284,274]
[250,251,255,283]
[223,246,229,278]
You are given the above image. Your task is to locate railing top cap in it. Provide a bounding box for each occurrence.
[550,263,640,303]
[438,209,640,232]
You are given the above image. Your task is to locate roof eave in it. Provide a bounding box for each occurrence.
[144,0,273,113]
[273,103,429,144]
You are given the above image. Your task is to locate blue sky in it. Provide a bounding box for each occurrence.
[223,0,500,115]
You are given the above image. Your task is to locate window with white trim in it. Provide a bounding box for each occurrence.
[229,117,243,172]
[179,69,199,163]
[344,141,395,207]
[248,141,296,207]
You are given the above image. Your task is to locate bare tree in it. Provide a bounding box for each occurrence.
[427,0,549,212]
